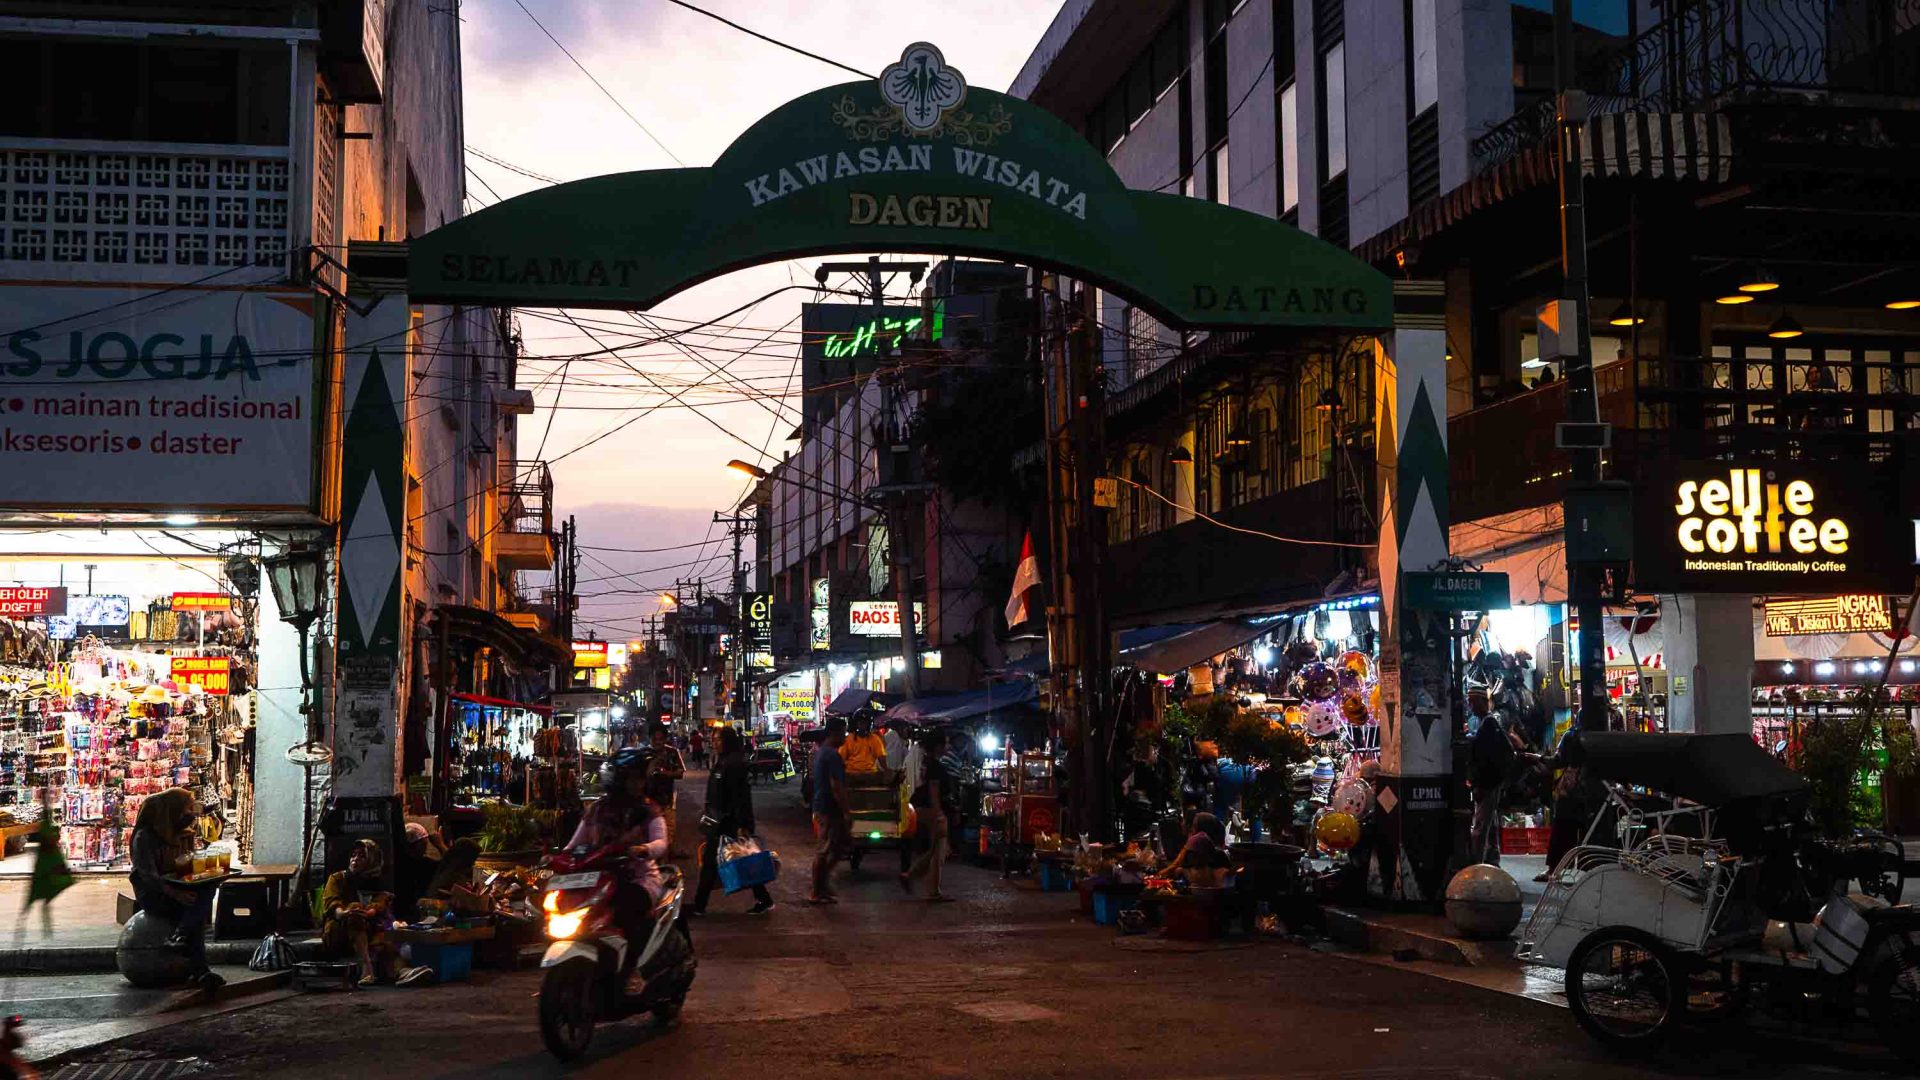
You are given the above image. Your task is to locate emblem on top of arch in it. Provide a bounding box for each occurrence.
[832,44,1011,146]
[880,42,967,133]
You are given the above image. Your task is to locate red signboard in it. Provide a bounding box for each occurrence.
[171,656,231,695]
[0,586,66,617]
[171,592,231,612]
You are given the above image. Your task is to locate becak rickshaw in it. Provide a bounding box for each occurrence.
[1519,732,1920,1062]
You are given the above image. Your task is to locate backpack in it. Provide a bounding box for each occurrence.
[248,932,298,971]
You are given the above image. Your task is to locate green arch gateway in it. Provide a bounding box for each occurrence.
[408,42,1390,332]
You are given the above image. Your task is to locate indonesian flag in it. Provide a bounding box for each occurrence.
[1004,531,1042,627]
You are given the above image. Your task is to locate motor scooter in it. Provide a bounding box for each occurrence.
[537,843,696,1061]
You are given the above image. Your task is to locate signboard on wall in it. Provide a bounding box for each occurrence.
[1762,595,1893,637]
[775,687,817,722]
[170,592,230,612]
[0,586,65,616]
[847,600,925,636]
[572,641,609,668]
[0,288,317,511]
[1635,462,1911,595]
[171,655,232,695]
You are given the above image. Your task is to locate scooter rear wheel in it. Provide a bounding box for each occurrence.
[540,958,599,1061]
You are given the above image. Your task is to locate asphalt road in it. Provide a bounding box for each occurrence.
[59,772,1914,1080]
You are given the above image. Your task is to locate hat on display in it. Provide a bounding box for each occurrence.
[139,685,170,704]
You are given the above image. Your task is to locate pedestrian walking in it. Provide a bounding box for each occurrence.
[1466,691,1516,866]
[692,726,774,915]
[646,723,688,858]
[809,717,851,904]
[689,728,706,769]
[899,727,956,902]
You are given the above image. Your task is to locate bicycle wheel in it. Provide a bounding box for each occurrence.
[1565,927,1682,1050]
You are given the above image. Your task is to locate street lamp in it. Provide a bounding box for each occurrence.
[263,544,328,897]
[727,459,768,479]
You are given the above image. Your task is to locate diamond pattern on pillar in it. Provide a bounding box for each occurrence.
[341,472,399,650]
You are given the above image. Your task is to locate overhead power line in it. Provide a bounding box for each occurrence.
[466,145,564,185]
[511,0,688,167]
[661,0,875,80]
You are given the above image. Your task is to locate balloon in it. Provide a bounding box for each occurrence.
[1339,690,1370,727]
[1340,649,1372,683]
[1331,778,1373,818]
[1304,700,1344,738]
[1299,662,1339,702]
[1316,811,1360,851]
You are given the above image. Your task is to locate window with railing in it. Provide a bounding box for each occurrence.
[0,34,295,279]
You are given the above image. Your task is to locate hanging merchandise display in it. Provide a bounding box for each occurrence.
[446,694,558,807]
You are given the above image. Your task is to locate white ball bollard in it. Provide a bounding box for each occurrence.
[1444,863,1523,940]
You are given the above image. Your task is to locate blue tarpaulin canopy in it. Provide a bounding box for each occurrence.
[885,681,1040,723]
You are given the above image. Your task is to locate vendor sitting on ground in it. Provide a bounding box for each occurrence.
[1163,811,1234,888]
[127,786,222,991]
[840,712,889,775]
[322,839,432,987]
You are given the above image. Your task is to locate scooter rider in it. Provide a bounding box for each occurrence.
[564,746,669,992]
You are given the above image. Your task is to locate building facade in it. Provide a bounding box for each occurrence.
[1013,1,1920,831]
[0,1,547,873]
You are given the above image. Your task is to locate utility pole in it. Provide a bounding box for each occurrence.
[1554,0,1610,734]
[714,510,756,724]
[815,255,928,699]
[556,516,578,644]
[1039,274,1112,841]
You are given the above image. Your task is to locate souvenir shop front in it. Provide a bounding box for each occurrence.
[0,531,274,873]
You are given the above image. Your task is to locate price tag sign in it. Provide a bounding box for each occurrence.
[171,656,231,695]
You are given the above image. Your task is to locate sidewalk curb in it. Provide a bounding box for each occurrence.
[0,940,263,975]
[1323,907,1516,967]
[23,972,298,1066]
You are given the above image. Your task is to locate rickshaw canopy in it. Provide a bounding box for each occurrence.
[1581,732,1810,805]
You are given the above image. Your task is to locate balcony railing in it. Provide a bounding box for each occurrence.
[1450,353,1920,522]
[1473,0,1920,173]
[501,460,553,537]
[0,141,294,283]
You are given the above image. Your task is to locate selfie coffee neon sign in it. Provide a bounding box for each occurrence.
[1673,468,1849,571]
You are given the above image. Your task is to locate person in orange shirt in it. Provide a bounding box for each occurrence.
[840,713,888,773]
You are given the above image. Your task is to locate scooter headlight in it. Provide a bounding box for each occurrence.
[547,908,588,939]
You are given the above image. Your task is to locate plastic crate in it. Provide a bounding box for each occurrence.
[1036,859,1072,893]
[1091,887,1142,926]
[409,940,472,983]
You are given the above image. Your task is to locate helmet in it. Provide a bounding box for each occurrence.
[600,746,652,791]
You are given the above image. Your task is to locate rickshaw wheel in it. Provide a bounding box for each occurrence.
[1865,948,1920,1066]
[1566,927,1682,1050]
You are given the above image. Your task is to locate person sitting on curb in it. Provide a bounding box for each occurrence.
[322,839,432,987]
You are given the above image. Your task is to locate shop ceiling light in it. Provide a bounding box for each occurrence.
[1715,293,1755,305]
[1767,311,1804,339]
[1604,302,1645,327]
[1520,356,1549,369]
[1779,662,1795,677]
[1815,661,1836,678]
[1736,265,1780,293]
[165,514,200,526]
[1887,299,1920,311]
[1903,660,1917,674]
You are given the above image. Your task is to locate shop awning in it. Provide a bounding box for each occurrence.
[1356,110,1732,266]
[823,687,901,717]
[885,681,1039,723]
[1118,619,1272,675]
[431,604,572,671]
